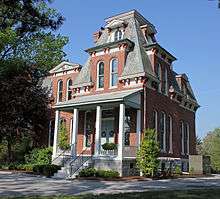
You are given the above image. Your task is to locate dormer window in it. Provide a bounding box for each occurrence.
[110,58,118,87]
[114,29,122,41]
[57,80,63,102]
[97,62,104,89]
[156,63,162,93]
[66,79,72,100]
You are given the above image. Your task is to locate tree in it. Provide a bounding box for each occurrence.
[202,128,220,173]
[0,0,68,162]
[136,128,160,177]
[0,66,50,161]
[58,122,70,151]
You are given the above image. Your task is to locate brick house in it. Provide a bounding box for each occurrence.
[48,10,199,177]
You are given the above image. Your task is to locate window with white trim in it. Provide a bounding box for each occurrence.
[153,110,158,140]
[180,121,184,154]
[184,123,189,154]
[156,63,162,92]
[57,80,63,102]
[97,62,104,89]
[167,115,173,153]
[114,29,122,41]
[164,67,168,95]
[159,112,166,151]
[84,112,93,148]
[66,79,72,100]
[110,59,118,87]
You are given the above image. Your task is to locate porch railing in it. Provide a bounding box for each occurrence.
[100,149,118,156]
[123,146,138,158]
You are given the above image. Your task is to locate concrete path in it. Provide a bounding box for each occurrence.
[0,171,220,197]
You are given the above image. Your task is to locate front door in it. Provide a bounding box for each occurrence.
[101,118,115,146]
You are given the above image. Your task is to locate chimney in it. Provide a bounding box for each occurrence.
[93,31,102,43]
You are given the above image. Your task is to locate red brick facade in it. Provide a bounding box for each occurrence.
[49,11,198,168]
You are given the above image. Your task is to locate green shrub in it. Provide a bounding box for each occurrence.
[136,129,160,178]
[79,168,96,177]
[96,169,119,178]
[25,147,52,165]
[33,164,61,177]
[58,122,70,150]
[102,143,117,150]
[78,168,119,178]
[174,165,182,175]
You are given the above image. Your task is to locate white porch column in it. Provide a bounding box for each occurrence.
[136,109,141,148]
[52,110,60,159]
[71,108,78,157]
[95,106,102,156]
[118,103,125,160]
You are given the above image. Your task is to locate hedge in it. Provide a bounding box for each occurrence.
[79,168,119,178]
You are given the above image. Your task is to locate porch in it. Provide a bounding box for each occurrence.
[52,89,142,162]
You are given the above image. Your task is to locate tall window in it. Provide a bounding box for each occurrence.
[167,115,173,153]
[156,63,162,92]
[110,59,118,87]
[153,110,158,140]
[114,29,122,41]
[97,62,104,89]
[164,67,168,95]
[180,121,184,154]
[159,112,166,151]
[57,80,63,102]
[84,112,93,148]
[66,79,72,100]
[124,109,132,146]
[184,123,189,154]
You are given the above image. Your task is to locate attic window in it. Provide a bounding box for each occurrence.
[114,30,122,41]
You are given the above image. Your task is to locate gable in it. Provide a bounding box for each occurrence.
[49,62,82,74]
[105,19,125,29]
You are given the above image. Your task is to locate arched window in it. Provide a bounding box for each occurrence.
[159,112,166,151]
[110,59,118,87]
[66,79,72,100]
[167,115,173,153]
[57,80,63,102]
[114,29,122,41]
[156,63,162,93]
[97,62,104,89]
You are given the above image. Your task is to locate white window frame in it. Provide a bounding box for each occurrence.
[109,58,118,88]
[97,61,105,90]
[57,80,63,103]
[157,63,162,93]
[186,123,190,155]
[114,29,123,41]
[160,112,166,152]
[181,121,184,155]
[66,79,72,100]
[165,67,168,96]
[168,115,173,154]
[83,111,92,149]
[153,110,158,141]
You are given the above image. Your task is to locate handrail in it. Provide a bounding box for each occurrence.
[51,149,69,165]
[70,155,92,176]
[68,147,89,166]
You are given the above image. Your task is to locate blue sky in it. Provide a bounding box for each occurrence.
[51,0,220,138]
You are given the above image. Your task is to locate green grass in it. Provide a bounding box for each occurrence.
[1,189,220,199]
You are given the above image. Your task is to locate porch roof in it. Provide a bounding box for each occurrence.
[55,88,142,109]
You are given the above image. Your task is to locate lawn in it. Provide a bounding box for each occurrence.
[1,189,220,199]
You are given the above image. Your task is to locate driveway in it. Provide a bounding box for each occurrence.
[0,171,220,197]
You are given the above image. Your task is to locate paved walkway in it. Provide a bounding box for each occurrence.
[0,171,220,197]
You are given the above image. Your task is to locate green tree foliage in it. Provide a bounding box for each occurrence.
[202,128,220,173]
[0,0,68,162]
[136,128,160,177]
[58,123,70,151]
